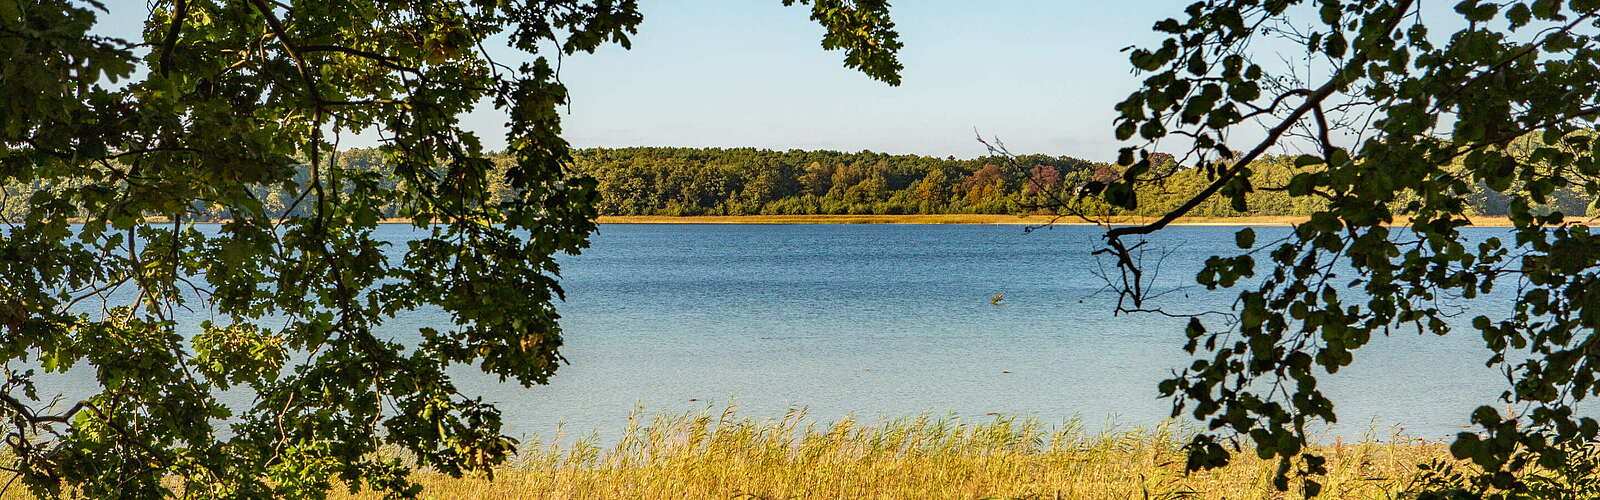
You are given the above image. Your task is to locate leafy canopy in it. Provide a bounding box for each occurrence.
[1098,0,1600,495]
[0,0,898,497]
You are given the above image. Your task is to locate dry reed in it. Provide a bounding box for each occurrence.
[334,406,1455,499]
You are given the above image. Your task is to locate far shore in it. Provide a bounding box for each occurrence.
[595,214,1522,227]
[65,214,1524,227]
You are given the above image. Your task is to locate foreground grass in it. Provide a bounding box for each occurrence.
[338,408,1455,499]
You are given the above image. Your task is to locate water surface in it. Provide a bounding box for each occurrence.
[470,223,1529,440]
[42,223,1551,441]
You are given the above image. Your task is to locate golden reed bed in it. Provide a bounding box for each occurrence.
[333,407,1457,500]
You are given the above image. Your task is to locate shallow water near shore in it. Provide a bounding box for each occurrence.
[41,223,1569,442]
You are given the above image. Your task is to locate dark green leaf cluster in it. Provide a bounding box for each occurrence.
[1110,0,1600,496]
[782,0,904,86]
[0,1,899,498]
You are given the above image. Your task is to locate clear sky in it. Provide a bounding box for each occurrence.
[94,1,1186,161]
[542,1,1170,161]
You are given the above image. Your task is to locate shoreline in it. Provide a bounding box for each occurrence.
[61,214,1523,227]
[594,214,1521,227]
[343,406,1449,499]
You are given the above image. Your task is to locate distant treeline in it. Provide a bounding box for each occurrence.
[573,147,1589,218]
[578,147,1097,216]
[4,146,1591,221]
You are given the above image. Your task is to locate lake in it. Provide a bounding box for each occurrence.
[463,223,1527,441]
[42,223,1549,441]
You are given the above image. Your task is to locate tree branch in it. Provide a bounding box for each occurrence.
[1106,0,1416,242]
[158,0,188,77]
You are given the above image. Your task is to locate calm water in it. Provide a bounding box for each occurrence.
[475,223,1528,440]
[45,224,1557,440]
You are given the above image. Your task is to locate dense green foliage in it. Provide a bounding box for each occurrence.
[580,147,1095,216]
[1102,0,1600,497]
[12,144,1589,221]
[576,145,1596,218]
[0,0,899,498]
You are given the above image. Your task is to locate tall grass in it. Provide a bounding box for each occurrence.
[339,407,1454,499]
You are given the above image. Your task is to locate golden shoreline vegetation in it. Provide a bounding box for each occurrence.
[324,407,1457,500]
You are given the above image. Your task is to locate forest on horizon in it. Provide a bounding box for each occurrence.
[3,145,1588,221]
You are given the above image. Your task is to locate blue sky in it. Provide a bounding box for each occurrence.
[541,1,1170,161]
[95,2,1187,161]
